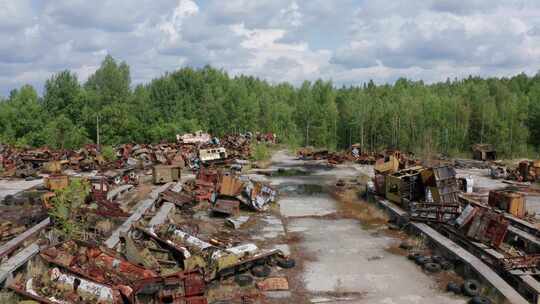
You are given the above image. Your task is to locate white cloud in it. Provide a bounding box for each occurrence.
[159,0,199,44]
[1,0,540,95]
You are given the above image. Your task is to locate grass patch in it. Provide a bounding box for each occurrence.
[100,145,117,162]
[251,143,271,162]
[0,292,20,304]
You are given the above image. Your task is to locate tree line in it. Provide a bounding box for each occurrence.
[0,55,539,157]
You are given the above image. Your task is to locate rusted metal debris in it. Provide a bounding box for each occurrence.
[499,255,540,275]
[0,135,290,304]
[40,240,157,298]
[212,199,240,216]
[488,190,527,218]
[463,207,509,248]
[0,132,259,180]
[0,191,49,247]
[153,165,181,184]
[256,277,289,291]
[9,267,124,304]
[143,223,286,282]
[472,144,497,161]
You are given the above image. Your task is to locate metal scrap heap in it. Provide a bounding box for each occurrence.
[0,131,266,180]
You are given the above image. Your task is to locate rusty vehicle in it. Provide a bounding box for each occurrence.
[103,166,139,185]
[40,240,157,299]
[177,131,211,145]
[39,240,206,303]
[384,166,425,206]
[153,165,181,184]
[457,205,509,248]
[9,267,124,304]
[472,144,496,161]
[198,147,228,165]
[488,190,527,218]
[140,224,290,282]
[296,147,329,160]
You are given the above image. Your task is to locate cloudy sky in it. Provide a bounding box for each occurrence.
[1,0,540,95]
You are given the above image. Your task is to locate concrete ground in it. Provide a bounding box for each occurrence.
[264,151,466,304]
[0,178,43,201]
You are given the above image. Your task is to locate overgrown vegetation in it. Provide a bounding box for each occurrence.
[0,291,20,304]
[49,178,91,239]
[251,143,271,162]
[1,55,540,157]
[100,145,117,162]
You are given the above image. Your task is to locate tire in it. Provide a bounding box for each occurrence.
[234,274,253,287]
[415,256,430,266]
[447,282,461,294]
[431,255,444,264]
[251,265,271,278]
[440,260,454,271]
[276,257,296,269]
[3,195,14,204]
[469,296,491,304]
[462,279,481,297]
[423,262,441,273]
[408,252,421,260]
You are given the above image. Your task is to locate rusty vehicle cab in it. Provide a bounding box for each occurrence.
[384,166,425,207]
[153,165,182,184]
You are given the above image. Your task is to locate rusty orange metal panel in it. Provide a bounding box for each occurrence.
[219,175,244,197]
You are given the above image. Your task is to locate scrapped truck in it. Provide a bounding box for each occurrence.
[198,147,228,165]
[33,240,206,304]
[9,266,124,304]
[137,223,294,282]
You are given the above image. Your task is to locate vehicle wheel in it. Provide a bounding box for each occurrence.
[254,257,269,266]
[234,274,253,287]
[447,282,461,294]
[251,265,271,278]
[415,255,430,266]
[431,255,444,264]
[440,260,454,271]
[408,252,421,261]
[469,296,491,304]
[276,257,296,269]
[462,279,481,297]
[3,195,14,204]
[423,262,441,273]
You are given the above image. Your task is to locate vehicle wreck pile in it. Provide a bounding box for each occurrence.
[371,152,540,303]
[0,131,261,181]
[0,132,295,304]
[297,145,418,166]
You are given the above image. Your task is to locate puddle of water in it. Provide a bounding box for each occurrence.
[272,168,312,177]
[278,183,325,196]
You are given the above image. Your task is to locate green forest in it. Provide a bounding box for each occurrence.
[1,55,540,157]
